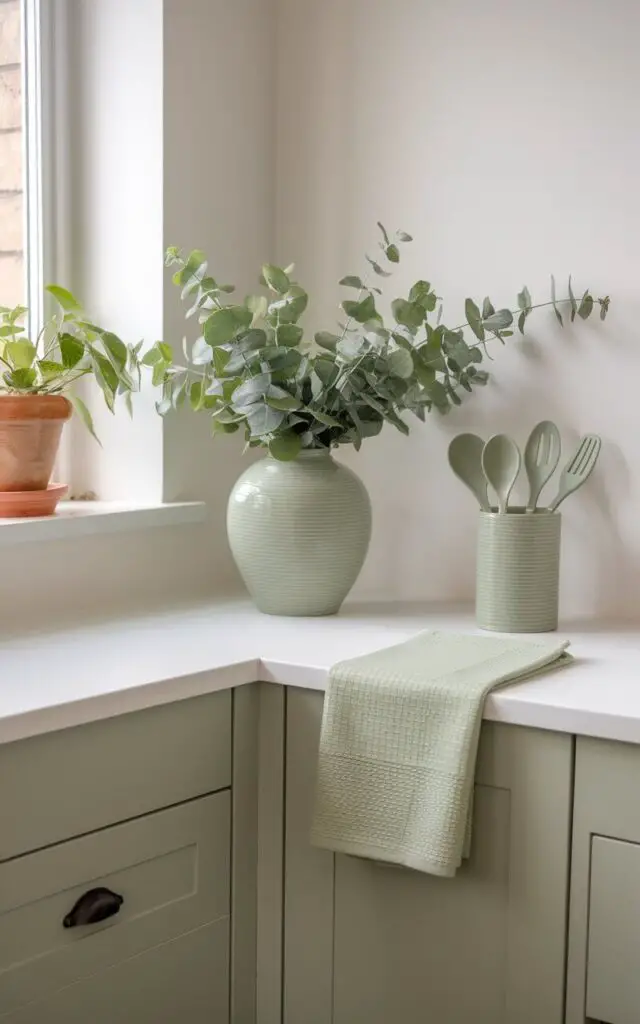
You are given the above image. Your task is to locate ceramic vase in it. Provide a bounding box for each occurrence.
[227,450,371,616]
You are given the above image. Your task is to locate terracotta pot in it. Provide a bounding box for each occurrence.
[0,394,72,491]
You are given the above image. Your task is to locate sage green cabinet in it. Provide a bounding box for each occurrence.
[0,689,252,1024]
[281,688,573,1024]
[566,736,640,1024]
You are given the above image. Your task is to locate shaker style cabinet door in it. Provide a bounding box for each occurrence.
[283,688,573,1024]
[566,736,640,1024]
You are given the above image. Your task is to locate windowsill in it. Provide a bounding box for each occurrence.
[0,500,207,545]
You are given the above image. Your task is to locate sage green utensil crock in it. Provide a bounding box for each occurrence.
[476,508,561,632]
[227,450,371,616]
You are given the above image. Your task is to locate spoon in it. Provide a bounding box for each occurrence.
[524,420,561,512]
[482,434,521,514]
[548,434,601,512]
[448,434,490,511]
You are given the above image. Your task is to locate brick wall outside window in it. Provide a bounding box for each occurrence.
[0,0,22,307]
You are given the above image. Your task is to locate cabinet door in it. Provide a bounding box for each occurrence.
[566,736,640,1024]
[283,688,572,1024]
[1,918,229,1024]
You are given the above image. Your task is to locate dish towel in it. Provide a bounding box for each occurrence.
[310,630,571,877]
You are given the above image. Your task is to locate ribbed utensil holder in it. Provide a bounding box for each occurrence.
[476,509,561,632]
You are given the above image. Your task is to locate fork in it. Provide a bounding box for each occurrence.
[548,434,601,512]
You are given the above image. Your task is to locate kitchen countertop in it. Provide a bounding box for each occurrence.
[1,599,639,744]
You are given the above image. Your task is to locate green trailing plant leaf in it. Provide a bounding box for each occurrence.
[46,284,82,312]
[69,395,100,444]
[59,333,85,369]
[386,244,400,263]
[6,340,36,368]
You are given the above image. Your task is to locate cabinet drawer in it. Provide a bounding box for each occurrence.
[0,790,230,1016]
[0,690,231,859]
[587,835,640,1024]
[1,918,229,1023]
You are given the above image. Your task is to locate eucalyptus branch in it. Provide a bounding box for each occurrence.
[159,229,610,459]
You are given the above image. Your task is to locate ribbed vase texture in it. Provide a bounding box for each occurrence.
[227,451,372,616]
[476,509,561,633]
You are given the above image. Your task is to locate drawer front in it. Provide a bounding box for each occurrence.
[587,835,640,1024]
[0,690,231,859]
[0,791,230,1015]
[0,917,229,1023]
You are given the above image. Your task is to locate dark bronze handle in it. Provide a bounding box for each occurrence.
[63,886,124,928]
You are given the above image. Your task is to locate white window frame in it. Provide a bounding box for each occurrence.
[22,0,74,477]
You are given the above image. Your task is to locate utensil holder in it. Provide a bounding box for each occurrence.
[476,509,561,633]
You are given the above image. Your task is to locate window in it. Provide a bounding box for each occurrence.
[0,0,24,306]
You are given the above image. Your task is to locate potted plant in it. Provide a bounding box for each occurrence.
[151,226,610,616]
[0,286,148,516]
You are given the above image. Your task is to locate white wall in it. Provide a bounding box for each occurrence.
[275,0,638,619]
[0,0,272,631]
[3,0,637,629]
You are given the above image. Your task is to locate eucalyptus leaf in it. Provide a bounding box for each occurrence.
[385,244,400,263]
[464,298,485,341]
[482,309,514,331]
[339,275,365,289]
[315,331,339,351]
[550,274,564,327]
[247,403,285,436]
[388,348,414,379]
[269,431,302,461]
[204,306,252,346]
[377,222,390,245]
[191,336,214,365]
[262,264,290,294]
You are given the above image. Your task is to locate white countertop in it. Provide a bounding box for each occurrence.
[1,599,639,745]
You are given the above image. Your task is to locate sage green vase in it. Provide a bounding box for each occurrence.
[227,450,372,616]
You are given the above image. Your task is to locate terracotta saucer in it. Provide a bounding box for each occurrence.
[0,482,68,518]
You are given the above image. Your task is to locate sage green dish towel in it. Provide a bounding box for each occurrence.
[310,631,571,877]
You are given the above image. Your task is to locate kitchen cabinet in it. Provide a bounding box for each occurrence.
[281,687,573,1024]
[0,686,261,1024]
[566,737,640,1024]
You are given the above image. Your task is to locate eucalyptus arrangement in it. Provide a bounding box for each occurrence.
[148,225,610,463]
[0,285,145,515]
[150,226,609,617]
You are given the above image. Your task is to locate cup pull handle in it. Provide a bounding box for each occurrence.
[63,886,124,928]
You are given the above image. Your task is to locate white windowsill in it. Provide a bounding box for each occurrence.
[0,500,207,545]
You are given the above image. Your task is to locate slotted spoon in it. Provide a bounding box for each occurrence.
[548,434,601,512]
[524,420,561,512]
